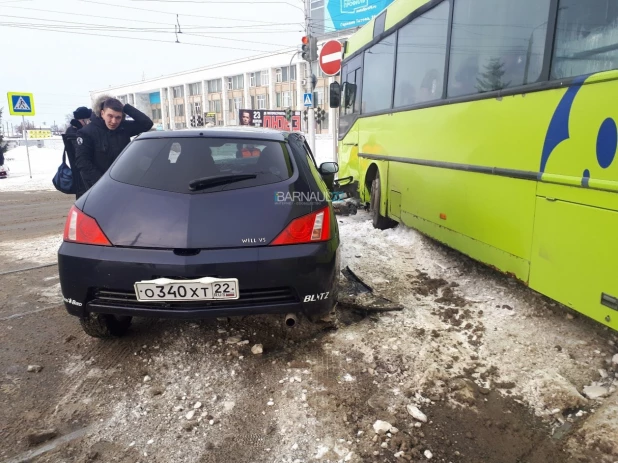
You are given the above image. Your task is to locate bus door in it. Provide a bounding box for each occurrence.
[337,55,363,189]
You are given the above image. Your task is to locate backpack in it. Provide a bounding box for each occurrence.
[52,136,76,194]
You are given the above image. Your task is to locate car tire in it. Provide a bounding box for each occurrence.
[79,313,132,338]
[370,172,396,230]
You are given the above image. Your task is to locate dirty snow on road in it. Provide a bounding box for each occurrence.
[15,210,616,463]
[0,234,62,275]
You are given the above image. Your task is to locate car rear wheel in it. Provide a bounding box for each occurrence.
[79,313,132,338]
[370,172,396,230]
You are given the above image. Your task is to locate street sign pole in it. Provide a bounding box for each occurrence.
[7,92,35,178]
[23,116,32,178]
[305,0,316,155]
[319,41,343,164]
[330,76,338,164]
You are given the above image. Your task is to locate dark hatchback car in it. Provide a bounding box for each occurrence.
[58,128,340,338]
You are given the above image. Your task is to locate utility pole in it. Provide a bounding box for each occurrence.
[304,0,316,154]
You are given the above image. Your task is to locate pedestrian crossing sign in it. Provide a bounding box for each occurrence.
[303,93,313,107]
[7,92,36,116]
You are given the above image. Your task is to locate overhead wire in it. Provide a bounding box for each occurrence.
[0,14,302,43]
[0,22,297,54]
[128,0,305,12]
[77,0,302,25]
[1,7,303,30]
[6,6,300,32]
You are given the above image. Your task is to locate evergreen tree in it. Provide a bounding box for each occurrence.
[476,58,511,93]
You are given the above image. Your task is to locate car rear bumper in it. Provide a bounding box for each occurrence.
[58,240,339,321]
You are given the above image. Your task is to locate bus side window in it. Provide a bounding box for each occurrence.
[447,0,551,98]
[551,0,618,79]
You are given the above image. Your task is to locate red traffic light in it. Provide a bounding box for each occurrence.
[302,36,308,45]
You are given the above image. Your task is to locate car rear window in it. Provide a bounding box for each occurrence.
[110,137,293,193]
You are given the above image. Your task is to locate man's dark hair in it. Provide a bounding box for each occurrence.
[102,98,124,113]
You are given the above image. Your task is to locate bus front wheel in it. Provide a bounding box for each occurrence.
[370,172,396,230]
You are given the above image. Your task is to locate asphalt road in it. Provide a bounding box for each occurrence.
[0,191,74,242]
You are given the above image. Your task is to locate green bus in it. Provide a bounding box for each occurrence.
[330,0,618,331]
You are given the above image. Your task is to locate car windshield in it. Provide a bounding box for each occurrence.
[110,137,293,194]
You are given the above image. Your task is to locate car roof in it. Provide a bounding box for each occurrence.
[137,126,305,143]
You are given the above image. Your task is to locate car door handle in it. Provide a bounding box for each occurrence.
[343,142,358,146]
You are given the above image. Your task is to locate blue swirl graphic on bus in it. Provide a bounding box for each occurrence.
[541,74,618,183]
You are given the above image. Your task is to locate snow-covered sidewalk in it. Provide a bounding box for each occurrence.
[0,143,64,192]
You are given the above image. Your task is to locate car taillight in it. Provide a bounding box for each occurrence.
[270,206,331,245]
[63,205,112,246]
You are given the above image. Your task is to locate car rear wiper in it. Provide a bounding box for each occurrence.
[189,174,257,191]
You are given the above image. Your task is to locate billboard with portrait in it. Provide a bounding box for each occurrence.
[238,109,302,132]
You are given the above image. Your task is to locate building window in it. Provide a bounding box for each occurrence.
[261,70,270,86]
[188,82,202,96]
[250,72,262,87]
[172,86,184,98]
[276,68,282,83]
[276,92,281,108]
[192,101,201,116]
[175,104,185,117]
[234,97,243,111]
[207,79,222,93]
[211,99,221,113]
[228,75,244,90]
[282,66,297,82]
[361,34,396,113]
[447,0,551,98]
[394,1,449,108]
[257,94,266,109]
[316,88,324,105]
[551,0,618,79]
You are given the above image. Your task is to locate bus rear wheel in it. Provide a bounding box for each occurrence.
[370,172,396,230]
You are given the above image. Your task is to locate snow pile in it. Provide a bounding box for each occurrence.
[336,211,613,419]
[0,145,64,192]
[0,235,62,269]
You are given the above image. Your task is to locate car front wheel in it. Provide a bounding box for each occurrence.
[79,313,132,338]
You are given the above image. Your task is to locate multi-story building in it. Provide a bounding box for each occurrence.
[90,46,342,135]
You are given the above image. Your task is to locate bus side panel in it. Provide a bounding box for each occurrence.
[391,162,534,281]
[530,192,618,331]
[356,92,560,267]
[401,212,531,282]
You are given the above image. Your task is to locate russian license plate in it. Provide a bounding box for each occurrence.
[134,277,239,302]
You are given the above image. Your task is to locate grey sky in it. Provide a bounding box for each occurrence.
[0,0,305,129]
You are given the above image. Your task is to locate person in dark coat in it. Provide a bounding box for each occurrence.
[63,106,92,198]
[75,95,153,195]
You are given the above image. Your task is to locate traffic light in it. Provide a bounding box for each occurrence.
[285,108,292,121]
[301,36,318,62]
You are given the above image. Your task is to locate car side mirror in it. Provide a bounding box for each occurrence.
[329,82,341,109]
[318,162,338,192]
[319,162,339,175]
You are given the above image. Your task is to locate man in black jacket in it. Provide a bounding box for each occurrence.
[75,96,153,196]
[64,106,92,198]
